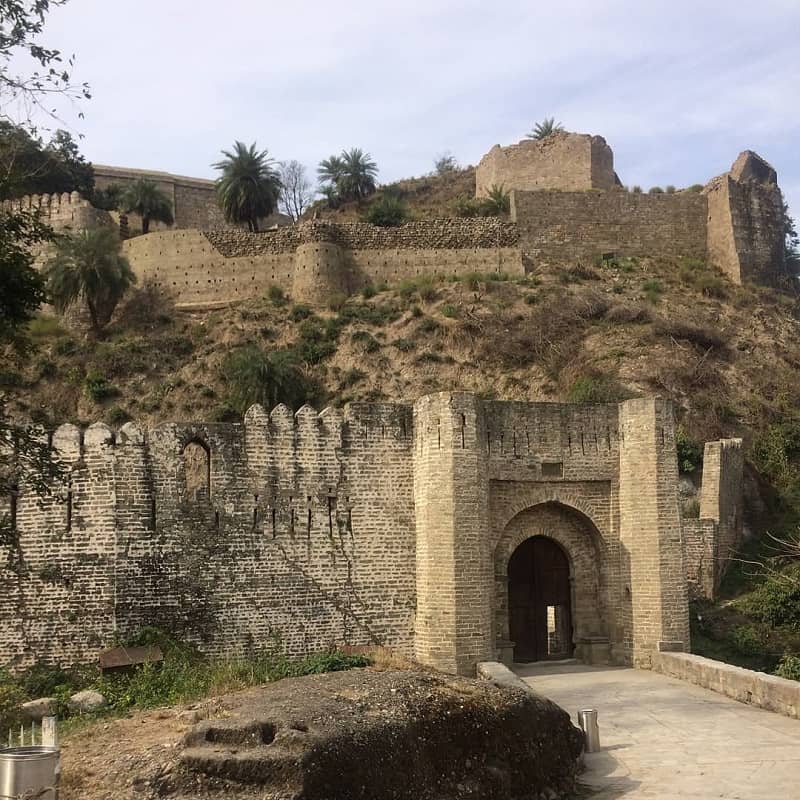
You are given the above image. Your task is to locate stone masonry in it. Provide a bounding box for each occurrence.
[0,394,742,676]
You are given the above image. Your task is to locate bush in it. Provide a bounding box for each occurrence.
[648,186,664,194]
[653,318,725,351]
[267,285,287,306]
[567,374,631,404]
[0,683,26,728]
[676,426,703,473]
[679,260,727,298]
[362,194,409,227]
[440,304,458,318]
[84,369,117,402]
[398,275,437,303]
[289,304,313,322]
[393,338,414,352]
[775,654,800,681]
[221,345,320,412]
[740,570,800,628]
[107,406,131,426]
[294,318,337,363]
[666,185,676,194]
[27,314,67,340]
[688,184,704,193]
[642,279,663,304]
[731,625,766,656]
[351,330,380,352]
[361,284,377,299]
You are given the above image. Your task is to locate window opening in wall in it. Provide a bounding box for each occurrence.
[253,495,259,529]
[184,440,211,501]
[460,414,466,449]
[327,494,335,536]
[149,491,156,531]
[580,432,585,455]
[271,507,277,538]
[513,430,518,457]
[541,462,564,478]
[65,478,73,532]
[214,510,220,530]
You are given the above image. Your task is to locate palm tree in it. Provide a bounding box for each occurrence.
[526,118,565,140]
[44,227,136,335]
[317,148,378,203]
[484,184,510,215]
[119,179,174,234]
[213,141,281,232]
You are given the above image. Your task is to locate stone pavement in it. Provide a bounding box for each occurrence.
[516,662,800,800]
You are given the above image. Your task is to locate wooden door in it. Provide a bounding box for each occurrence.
[508,536,573,662]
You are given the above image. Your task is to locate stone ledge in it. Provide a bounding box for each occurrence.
[652,651,800,719]
[477,660,535,693]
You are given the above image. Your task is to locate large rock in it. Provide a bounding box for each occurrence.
[22,697,58,721]
[177,668,583,799]
[67,689,106,713]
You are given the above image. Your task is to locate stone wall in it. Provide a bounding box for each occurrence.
[1,191,114,235]
[122,221,523,308]
[0,394,739,675]
[511,189,708,267]
[476,132,617,197]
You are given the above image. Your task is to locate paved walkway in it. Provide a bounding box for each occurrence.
[516,662,800,800]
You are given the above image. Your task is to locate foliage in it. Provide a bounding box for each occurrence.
[83,369,116,402]
[648,186,664,194]
[678,259,727,298]
[119,178,174,234]
[566,374,630,404]
[398,274,437,303]
[642,279,662,304]
[783,197,799,273]
[91,182,124,211]
[739,567,800,628]
[453,190,508,218]
[278,159,313,222]
[289,303,313,322]
[675,426,703,473]
[362,193,409,227]
[221,345,319,412]
[0,123,94,198]
[0,0,91,128]
[214,141,281,232]
[317,147,378,204]
[0,208,49,349]
[526,117,564,140]
[775,654,800,681]
[44,226,136,334]
[267,284,287,306]
[484,184,510,215]
[434,152,459,175]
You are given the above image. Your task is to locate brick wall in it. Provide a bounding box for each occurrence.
[512,189,708,267]
[476,132,616,197]
[1,395,727,675]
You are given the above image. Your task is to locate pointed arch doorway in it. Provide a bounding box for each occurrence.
[508,536,573,662]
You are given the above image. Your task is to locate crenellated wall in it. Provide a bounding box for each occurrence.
[1,191,114,235]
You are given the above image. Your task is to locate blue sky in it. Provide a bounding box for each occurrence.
[40,0,800,212]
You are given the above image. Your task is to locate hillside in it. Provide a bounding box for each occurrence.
[5,250,800,674]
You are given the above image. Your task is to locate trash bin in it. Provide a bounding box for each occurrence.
[0,746,60,800]
[577,708,601,753]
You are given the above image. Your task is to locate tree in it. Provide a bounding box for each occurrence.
[317,148,378,204]
[44,226,136,335]
[119,178,174,234]
[526,117,564,140]
[484,184,510,215]
[363,193,409,227]
[0,122,94,198]
[434,152,459,176]
[213,141,281,232]
[278,160,313,222]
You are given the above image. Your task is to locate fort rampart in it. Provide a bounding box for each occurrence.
[1,394,742,675]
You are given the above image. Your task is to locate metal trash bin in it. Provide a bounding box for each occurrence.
[577,708,601,753]
[0,746,60,799]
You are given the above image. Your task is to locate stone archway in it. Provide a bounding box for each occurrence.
[494,502,610,665]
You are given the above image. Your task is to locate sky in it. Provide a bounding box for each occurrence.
[28,0,800,212]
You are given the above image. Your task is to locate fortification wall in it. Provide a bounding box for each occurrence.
[122,220,523,307]
[511,189,708,266]
[476,132,616,197]
[0,403,416,668]
[1,191,114,234]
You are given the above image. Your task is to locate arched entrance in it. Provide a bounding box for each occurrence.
[508,536,573,662]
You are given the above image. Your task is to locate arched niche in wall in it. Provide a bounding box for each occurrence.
[183,439,211,501]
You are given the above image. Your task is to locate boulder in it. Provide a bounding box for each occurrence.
[177,668,583,799]
[67,689,105,713]
[21,697,58,721]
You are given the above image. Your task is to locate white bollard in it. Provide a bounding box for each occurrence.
[578,708,601,752]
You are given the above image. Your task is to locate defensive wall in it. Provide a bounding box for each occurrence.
[121,219,522,307]
[1,394,742,675]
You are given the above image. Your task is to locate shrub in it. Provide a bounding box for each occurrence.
[27,314,67,340]
[676,426,703,473]
[340,368,366,389]
[84,369,117,402]
[221,345,320,412]
[294,318,337,363]
[679,260,727,299]
[0,683,26,728]
[398,275,437,303]
[740,569,800,628]
[605,304,652,324]
[567,375,630,404]
[434,153,459,175]
[0,369,23,387]
[393,338,414,352]
[775,654,800,681]
[631,186,642,194]
[363,194,409,227]
[441,304,458,318]
[652,318,725,351]
[648,186,664,194]
[666,185,676,194]
[289,304,313,322]
[361,284,377,299]
[418,317,441,334]
[642,279,663,304]
[267,284,287,306]
[688,184,704,193]
[107,406,131,426]
[351,330,380,352]
[731,625,767,656]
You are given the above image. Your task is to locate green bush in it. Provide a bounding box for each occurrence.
[642,279,663,304]
[393,338,414,352]
[84,369,117,402]
[676,426,703,473]
[775,654,800,681]
[398,275,437,303]
[221,345,319,412]
[362,194,409,227]
[351,330,380,352]
[731,625,767,656]
[361,284,377,299]
[440,304,458,318]
[418,317,441,334]
[289,304,313,322]
[294,318,337,363]
[107,406,131,426]
[649,186,664,194]
[267,285,287,306]
[27,314,67,340]
[0,683,27,728]
[567,375,631,404]
[740,570,800,628]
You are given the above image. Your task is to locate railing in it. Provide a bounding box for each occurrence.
[4,719,57,749]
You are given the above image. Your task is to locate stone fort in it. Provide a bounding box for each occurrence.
[3,130,787,306]
[1,394,742,675]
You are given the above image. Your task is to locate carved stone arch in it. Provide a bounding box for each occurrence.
[181,438,211,501]
[494,501,610,665]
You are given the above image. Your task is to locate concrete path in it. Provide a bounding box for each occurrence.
[516,662,800,800]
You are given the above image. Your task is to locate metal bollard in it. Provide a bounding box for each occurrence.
[0,746,60,800]
[578,708,601,753]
